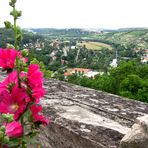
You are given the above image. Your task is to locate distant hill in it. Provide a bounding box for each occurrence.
[90,29,148,49]
[1,27,148,50]
[28,28,148,49]
[27,28,102,40]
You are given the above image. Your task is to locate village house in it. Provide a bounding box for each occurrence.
[64,68,100,79]
[141,49,148,63]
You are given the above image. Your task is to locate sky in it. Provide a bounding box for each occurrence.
[0,0,148,29]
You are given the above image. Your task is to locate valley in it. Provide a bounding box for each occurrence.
[0,27,148,102]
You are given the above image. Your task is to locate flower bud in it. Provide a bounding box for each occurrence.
[21,49,29,57]
[11,0,17,4]
[6,43,15,49]
[6,121,23,138]
[2,113,14,122]
[3,136,9,144]
[9,0,16,7]
[9,1,15,7]
[0,126,6,132]
[4,21,12,29]
[0,131,4,139]
[16,10,22,17]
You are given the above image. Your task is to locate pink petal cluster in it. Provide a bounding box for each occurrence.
[0,64,46,122]
[0,71,19,93]
[27,64,44,88]
[27,64,45,103]
[0,87,27,120]
[0,48,17,69]
[0,48,49,141]
[0,70,26,92]
[6,121,23,138]
[30,105,49,126]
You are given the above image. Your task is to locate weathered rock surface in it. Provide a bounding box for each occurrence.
[120,115,148,148]
[39,79,148,148]
[0,72,148,148]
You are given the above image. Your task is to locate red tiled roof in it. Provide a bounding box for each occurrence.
[64,72,72,76]
[64,68,91,77]
[71,68,91,73]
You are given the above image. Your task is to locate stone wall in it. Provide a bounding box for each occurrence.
[38,79,148,148]
[0,72,148,148]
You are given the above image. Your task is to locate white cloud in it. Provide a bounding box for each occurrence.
[0,0,148,29]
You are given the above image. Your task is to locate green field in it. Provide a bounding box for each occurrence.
[76,41,112,50]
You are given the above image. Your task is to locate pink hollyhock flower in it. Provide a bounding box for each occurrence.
[0,86,28,120]
[27,64,44,88]
[0,70,26,93]
[27,64,45,102]
[30,105,49,126]
[31,87,45,103]
[0,48,18,69]
[0,71,18,93]
[6,121,23,138]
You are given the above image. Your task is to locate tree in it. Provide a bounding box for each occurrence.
[119,74,144,100]
[91,75,113,92]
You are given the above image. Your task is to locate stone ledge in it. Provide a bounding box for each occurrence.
[120,115,148,148]
[0,72,148,148]
[39,79,148,148]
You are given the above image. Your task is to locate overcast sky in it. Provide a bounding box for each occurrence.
[0,0,148,29]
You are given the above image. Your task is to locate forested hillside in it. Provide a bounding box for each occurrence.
[90,29,148,49]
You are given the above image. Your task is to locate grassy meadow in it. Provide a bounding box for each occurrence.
[76,41,112,50]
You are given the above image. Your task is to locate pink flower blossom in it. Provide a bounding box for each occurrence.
[27,64,44,88]
[0,87,28,120]
[31,87,45,103]
[6,121,23,138]
[30,105,49,126]
[27,64,45,102]
[0,71,18,93]
[0,48,17,69]
[0,70,26,93]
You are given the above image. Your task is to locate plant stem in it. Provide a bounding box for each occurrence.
[12,2,21,87]
[16,56,21,88]
[13,5,17,49]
